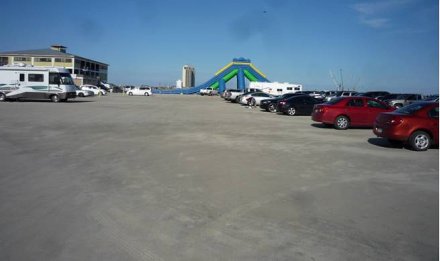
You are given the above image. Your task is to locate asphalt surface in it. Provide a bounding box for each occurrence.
[0,94,438,261]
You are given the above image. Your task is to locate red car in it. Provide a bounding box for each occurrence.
[373,102,439,151]
[312,97,394,129]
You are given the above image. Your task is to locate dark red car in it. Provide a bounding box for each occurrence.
[312,97,394,129]
[373,102,439,151]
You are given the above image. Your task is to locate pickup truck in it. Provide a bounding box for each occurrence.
[199,87,218,96]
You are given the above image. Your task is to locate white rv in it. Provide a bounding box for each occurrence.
[0,64,77,102]
[248,81,302,96]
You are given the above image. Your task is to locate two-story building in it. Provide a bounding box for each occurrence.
[0,45,108,86]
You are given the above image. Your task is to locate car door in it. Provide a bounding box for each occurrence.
[344,98,367,125]
[298,96,316,115]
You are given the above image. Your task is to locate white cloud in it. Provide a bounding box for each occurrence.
[351,0,415,29]
[360,17,390,28]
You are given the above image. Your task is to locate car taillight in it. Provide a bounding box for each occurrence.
[390,117,403,125]
[315,106,327,113]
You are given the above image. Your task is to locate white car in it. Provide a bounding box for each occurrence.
[81,85,107,96]
[249,93,276,106]
[239,92,272,105]
[127,86,152,96]
[200,87,218,96]
[75,86,94,97]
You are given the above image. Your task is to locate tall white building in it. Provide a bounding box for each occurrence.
[182,65,195,87]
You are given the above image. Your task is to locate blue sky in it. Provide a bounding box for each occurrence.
[1,0,438,94]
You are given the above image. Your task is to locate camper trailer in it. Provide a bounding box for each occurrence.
[248,81,302,96]
[0,64,76,102]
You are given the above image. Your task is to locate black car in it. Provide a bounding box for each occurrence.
[276,95,321,116]
[355,91,390,99]
[260,92,304,112]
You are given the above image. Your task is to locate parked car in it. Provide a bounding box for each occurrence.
[355,91,390,99]
[75,86,94,97]
[312,97,394,129]
[324,91,358,102]
[276,95,321,116]
[236,91,262,104]
[224,89,244,101]
[384,94,424,108]
[377,93,401,101]
[127,86,152,96]
[296,91,325,101]
[81,85,107,95]
[373,102,438,151]
[248,93,276,106]
[200,87,218,96]
[260,93,304,112]
[423,95,439,102]
[111,86,125,93]
[239,92,268,105]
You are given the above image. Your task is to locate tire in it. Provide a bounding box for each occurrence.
[408,131,431,151]
[78,93,84,97]
[50,94,60,103]
[334,115,349,130]
[268,104,276,113]
[128,92,133,96]
[286,106,297,116]
[0,93,6,102]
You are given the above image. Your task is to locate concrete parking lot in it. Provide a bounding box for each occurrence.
[0,94,438,261]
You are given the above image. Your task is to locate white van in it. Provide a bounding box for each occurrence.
[127,86,152,96]
[0,64,76,102]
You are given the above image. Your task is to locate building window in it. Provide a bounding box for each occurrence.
[14,57,31,62]
[55,58,72,63]
[0,57,8,66]
[28,74,44,82]
[287,87,293,90]
[74,69,79,74]
[35,57,52,62]
[19,74,25,82]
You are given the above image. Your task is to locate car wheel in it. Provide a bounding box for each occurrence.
[334,115,349,130]
[144,92,150,96]
[268,104,276,113]
[50,94,60,103]
[78,93,84,97]
[286,106,296,116]
[408,131,431,151]
[0,93,6,101]
[128,92,133,96]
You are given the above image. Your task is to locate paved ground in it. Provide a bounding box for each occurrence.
[0,94,438,261]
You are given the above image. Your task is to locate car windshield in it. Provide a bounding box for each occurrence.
[395,103,427,115]
[59,73,74,85]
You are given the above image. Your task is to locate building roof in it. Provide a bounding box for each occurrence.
[0,48,108,66]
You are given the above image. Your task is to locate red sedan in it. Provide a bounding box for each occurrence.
[312,97,394,129]
[373,102,439,151]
